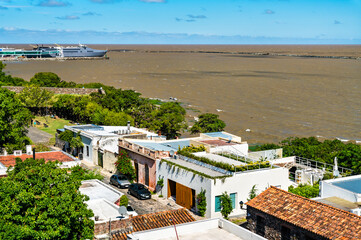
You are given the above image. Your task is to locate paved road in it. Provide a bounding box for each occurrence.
[26,127,53,144]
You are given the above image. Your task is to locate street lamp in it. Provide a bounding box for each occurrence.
[239,201,244,209]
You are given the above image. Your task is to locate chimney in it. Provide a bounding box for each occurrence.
[33,148,36,160]
[127,121,131,133]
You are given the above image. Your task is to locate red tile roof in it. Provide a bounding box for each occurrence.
[112,208,195,240]
[246,186,361,239]
[0,151,75,167]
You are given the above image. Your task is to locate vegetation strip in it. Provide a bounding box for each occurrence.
[160,159,230,180]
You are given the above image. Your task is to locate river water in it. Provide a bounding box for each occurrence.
[4,45,361,143]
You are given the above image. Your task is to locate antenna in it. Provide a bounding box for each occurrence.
[117,206,127,219]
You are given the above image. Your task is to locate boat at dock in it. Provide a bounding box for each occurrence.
[0,47,60,58]
[60,44,107,58]
[0,44,107,59]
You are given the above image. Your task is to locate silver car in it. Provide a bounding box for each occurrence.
[110,174,131,188]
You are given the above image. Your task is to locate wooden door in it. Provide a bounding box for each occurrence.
[176,182,193,209]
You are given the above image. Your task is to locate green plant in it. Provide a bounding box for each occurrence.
[0,158,94,239]
[70,165,104,181]
[220,192,233,219]
[248,185,258,201]
[118,195,129,207]
[288,183,320,198]
[190,113,226,134]
[160,159,230,180]
[115,149,136,180]
[196,189,207,217]
[159,194,163,198]
[179,144,206,153]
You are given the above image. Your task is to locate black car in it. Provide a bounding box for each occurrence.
[109,174,131,188]
[128,183,151,200]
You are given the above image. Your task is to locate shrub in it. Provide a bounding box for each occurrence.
[220,192,233,219]
[196,189,207,217]
[118,195,129,207]
[70,165,104,181]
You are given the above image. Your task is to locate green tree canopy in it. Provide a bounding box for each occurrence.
[0,88,33,152]
[30,72,62,87]
[152,102,187,139]
[288,183,320,198]
[255,137,361,174]
[0,158,94,239]
[115,149,136,180]
[17,86,54,108]
[190,113,226,134]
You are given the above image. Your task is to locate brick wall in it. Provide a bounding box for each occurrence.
[2,86,104,95]
[247,207,327,240]
[94,218,133,235]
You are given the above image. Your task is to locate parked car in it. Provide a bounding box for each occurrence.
[128,183,151,200]
[109,174,131,188]
[126,205,138,216]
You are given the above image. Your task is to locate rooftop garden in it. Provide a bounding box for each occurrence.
[176,147,272,173]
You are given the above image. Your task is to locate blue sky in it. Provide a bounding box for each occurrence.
[0,0,360,44]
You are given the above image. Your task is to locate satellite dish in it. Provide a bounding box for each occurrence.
[170,150,174,157]
[118,206,127,216]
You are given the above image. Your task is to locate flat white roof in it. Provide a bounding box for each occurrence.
[79,179,122,203]
[128,218,266,240]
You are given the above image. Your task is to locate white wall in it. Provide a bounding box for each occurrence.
[320,178,361,203]
[157,159,289,218]
[156,159,213,217]
[210,167,289,218]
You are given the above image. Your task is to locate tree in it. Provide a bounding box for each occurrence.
[196,189,207,217]
[17,85,54,108]
[248,185,258,201]
[190,113,226,134]
[152,102,187,139]
[0,88,33,152]
[30,72,62,87]
[220,192,233,219]
[288,183,319,198]
[0,158,94,239]
[118,195,129,207]
[115,149,136,180]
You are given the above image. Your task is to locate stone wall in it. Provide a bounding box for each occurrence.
[247,206,327,240]
[2,86,104,95]
[94,217,132,235]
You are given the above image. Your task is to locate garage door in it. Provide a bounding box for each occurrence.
[176,182,193,209]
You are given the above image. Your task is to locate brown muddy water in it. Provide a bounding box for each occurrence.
[3,45,361,143]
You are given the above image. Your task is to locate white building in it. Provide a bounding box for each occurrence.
[317,175,361,216]
[60,124,162,172]
[157,154,289,218]
[80,179,137,222]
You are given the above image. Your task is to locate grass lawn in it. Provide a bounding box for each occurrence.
[33,116,74,137]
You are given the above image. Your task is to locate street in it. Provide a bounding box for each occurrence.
[101,175,178,216]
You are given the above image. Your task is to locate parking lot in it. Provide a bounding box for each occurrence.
[101,175,179,216]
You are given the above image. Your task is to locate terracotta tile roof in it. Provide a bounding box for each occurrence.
[0,151,75,167]
[246,186,361,240]
[112,208,195,240]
